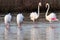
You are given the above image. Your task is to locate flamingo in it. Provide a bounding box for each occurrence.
[4,13,12,31]
[45,3,58,23]
[45,3,58,40]
[16,13,24,40]
[30,2,41,40]
[4,13,12,39]
[17,13,24,30]
[30,2,41,26]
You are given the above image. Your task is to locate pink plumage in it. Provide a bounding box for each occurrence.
[51,17,56,20]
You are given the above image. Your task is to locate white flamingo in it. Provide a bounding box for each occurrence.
[17,13,24,30]
[4,13,12,31]
[30,2,41,23]
[45,3,58,23]
[4,13,12,39]
[30,2,41,40]
[17,13,24,40]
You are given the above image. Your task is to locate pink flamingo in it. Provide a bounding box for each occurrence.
[45,3,59,40]
[45,3,58,23]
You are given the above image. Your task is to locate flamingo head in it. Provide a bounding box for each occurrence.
[39,2,41,6]
[46,3,49,8]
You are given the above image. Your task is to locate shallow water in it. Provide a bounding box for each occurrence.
[0,22,60,40]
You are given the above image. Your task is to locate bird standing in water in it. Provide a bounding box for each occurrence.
[4,13,12,32]
[45,3,58,23]
[17,13,24,34]
[4,13,12,39]
[30,2,41,27]
[16,13,24,40]
[17,13,24,30]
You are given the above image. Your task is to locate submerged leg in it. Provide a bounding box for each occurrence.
[5,23,10,40]
[17,23,23,40]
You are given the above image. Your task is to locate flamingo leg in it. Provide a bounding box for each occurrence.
[5,23,10,32]
[49,21,56,29]
[18,23,22,30]
[33,20,35,28]
[33,20,37,28]
[6,24,10,30]
[17,23,21,35]
[5,23,10,40]
[17,23,23,40]
[17,23,20,36]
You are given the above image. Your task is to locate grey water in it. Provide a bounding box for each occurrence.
[0,22,60,40]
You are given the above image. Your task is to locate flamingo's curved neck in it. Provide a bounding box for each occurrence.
[45,4,50,17]
[38,5,40,16]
